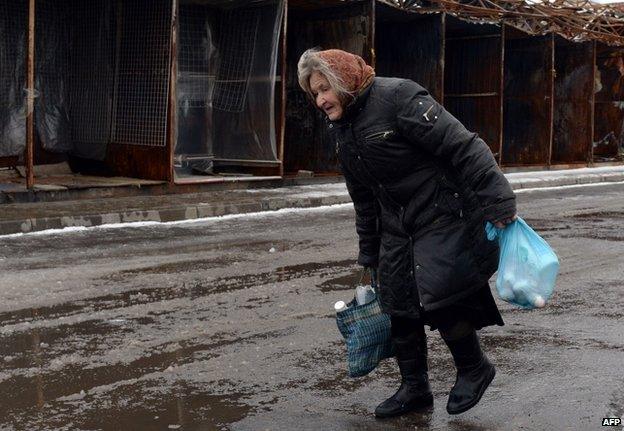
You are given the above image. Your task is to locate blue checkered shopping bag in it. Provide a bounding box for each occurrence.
[335,271,393,377]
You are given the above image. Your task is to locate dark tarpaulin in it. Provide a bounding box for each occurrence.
[32,0,162,161]
[34,0,73,154]
[68,0,116,161]
[176,0,284,164]
[0,0,27,158]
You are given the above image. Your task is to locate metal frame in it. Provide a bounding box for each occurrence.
[26,0,35,188]
[381,0,624,46]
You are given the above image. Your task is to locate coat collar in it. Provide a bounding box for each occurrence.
[329,78,375,127]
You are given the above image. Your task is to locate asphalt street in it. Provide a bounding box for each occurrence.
[0,183,623,431]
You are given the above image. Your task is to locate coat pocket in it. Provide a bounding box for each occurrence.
[413,219,481,303]
[436,177,465,220]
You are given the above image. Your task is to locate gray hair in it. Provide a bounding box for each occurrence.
[297,48,353,103]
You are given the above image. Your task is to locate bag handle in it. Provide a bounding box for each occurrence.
[359,267,379,291]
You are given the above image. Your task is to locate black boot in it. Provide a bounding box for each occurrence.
[443,330,496,415]
[375,326,433,418]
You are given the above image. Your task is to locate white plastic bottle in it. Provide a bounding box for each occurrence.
[355,285,376,306]
[334,301,348,312]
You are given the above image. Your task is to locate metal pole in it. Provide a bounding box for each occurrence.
[499,24,505,166]
[26,0,35,189]
[440,12,446,105]
[278,0,288,177]
[167,0,178,183]
[369,0,376,68]
[590,40,596,166]
[548,34,555,168]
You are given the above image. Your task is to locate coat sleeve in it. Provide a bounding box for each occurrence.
[343,165,381,267]
[395,80,516,222]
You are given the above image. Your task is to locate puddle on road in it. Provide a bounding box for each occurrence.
[607,380,624,426]
[0,259,356,327]
[5,380,253,431]
[481,330,575,351]
[557,211,624,242]
[0,257,361,428]
[571,211,624,220]
[521,218,571,233]
[318,267,363,293]
[0,326,294,413]
[116,255,240,276]
[0,324,296,429]
[570,233,624,242]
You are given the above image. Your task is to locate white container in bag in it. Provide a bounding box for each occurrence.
[334,301,348,312]
[355,285,376,306]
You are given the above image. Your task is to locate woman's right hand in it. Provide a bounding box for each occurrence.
[493,214,518,229]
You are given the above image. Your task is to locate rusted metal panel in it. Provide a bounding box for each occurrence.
[444,17,502,157]
[284,1,370,174]
[502,29,552,166]
[593,43,624,161]
[0,156,19,168]
[446,97,502,158]
[375,6,444,100]
[107,143,171,180]
[552,37,593,164]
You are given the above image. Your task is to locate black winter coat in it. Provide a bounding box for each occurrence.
[327,77,516,318]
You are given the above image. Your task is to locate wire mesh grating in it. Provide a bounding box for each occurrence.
[68,0,116,152]
[113,0,172,147]
[178,4,214,109]
[213,7,261,113]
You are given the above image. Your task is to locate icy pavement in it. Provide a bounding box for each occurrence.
[0,183,623,430]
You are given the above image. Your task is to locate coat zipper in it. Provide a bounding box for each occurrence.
[363,130,393,142]
[408,234,423,307]
[348,126,407,231]
[349,126,422,307]
[422,104,434,122]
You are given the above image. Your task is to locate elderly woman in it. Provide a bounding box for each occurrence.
[297,48,517,418]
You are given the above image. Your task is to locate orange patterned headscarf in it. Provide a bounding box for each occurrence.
[317,49,375,97]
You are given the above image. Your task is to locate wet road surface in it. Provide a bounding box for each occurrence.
[0,183,623,430]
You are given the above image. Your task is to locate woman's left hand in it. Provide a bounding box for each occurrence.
[493,214,518,229]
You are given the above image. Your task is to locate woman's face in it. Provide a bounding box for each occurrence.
[310,71,343,121]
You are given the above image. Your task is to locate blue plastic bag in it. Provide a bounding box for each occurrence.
[485,217,559,309]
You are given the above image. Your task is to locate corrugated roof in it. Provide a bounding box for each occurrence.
[379,0,624,45]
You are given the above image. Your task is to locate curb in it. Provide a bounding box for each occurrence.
[1,174,623,236]
[508,172,624,189]
[0,194,354,236]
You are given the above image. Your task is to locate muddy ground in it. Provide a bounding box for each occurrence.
[0,183,622,430]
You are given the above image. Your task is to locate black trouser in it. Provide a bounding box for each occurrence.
[391,315,475,360]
